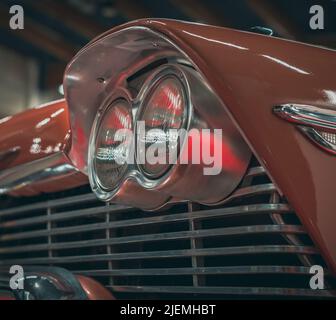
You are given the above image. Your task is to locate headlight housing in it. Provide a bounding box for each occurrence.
[69,26,251,209]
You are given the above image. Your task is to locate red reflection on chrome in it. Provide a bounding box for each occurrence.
[143,78,184,129]
[180,130,245,173]
[100,103,132,145]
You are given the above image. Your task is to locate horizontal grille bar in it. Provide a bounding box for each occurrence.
[223,183,276,203]
[109,285,336,298]
[0,224,305,254]
[0,203,291,241]
[245,166,266,178]
[0,192,97,218]
[75,265,326,277]
[0,204,131,229]
[0,245,318,265]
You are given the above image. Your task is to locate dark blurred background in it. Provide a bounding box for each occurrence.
[0,0,335,118]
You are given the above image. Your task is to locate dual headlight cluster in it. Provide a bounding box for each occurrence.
[95,73,186,187]
[90,65,188,196]
[88,64,251,210]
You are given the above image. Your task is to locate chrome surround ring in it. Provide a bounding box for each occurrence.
[135,65,190,180]
[94,99,133,191]
[88,89,134,200]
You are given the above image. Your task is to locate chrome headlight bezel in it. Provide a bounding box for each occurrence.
[88,61,251,207]
[88,64,193,202]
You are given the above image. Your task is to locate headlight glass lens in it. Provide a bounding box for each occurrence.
[138,76,187,178]
[94,100,132,189]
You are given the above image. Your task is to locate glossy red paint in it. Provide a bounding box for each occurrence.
[69,19,336,273]
[0,99,89,194]
[0,99,70,170]
[76,275,115,300]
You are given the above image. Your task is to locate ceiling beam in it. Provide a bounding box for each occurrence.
[113,0,154,20]
[247,0,336,48]
[26,0,107,40]
[170,0,230,27]
[247,0,300,40]
[0,5,78,61]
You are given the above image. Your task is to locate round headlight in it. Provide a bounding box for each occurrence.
[137,75,187,178]
[94,100,133,190]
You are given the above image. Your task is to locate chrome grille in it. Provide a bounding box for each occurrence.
[0,159,335,299]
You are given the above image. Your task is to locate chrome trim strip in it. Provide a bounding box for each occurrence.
[0,152,78,195]
[273,104,336,130]
[274,104,336,155]
[299,126,336,155]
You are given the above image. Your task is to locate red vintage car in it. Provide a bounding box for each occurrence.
[0,19,336,299]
